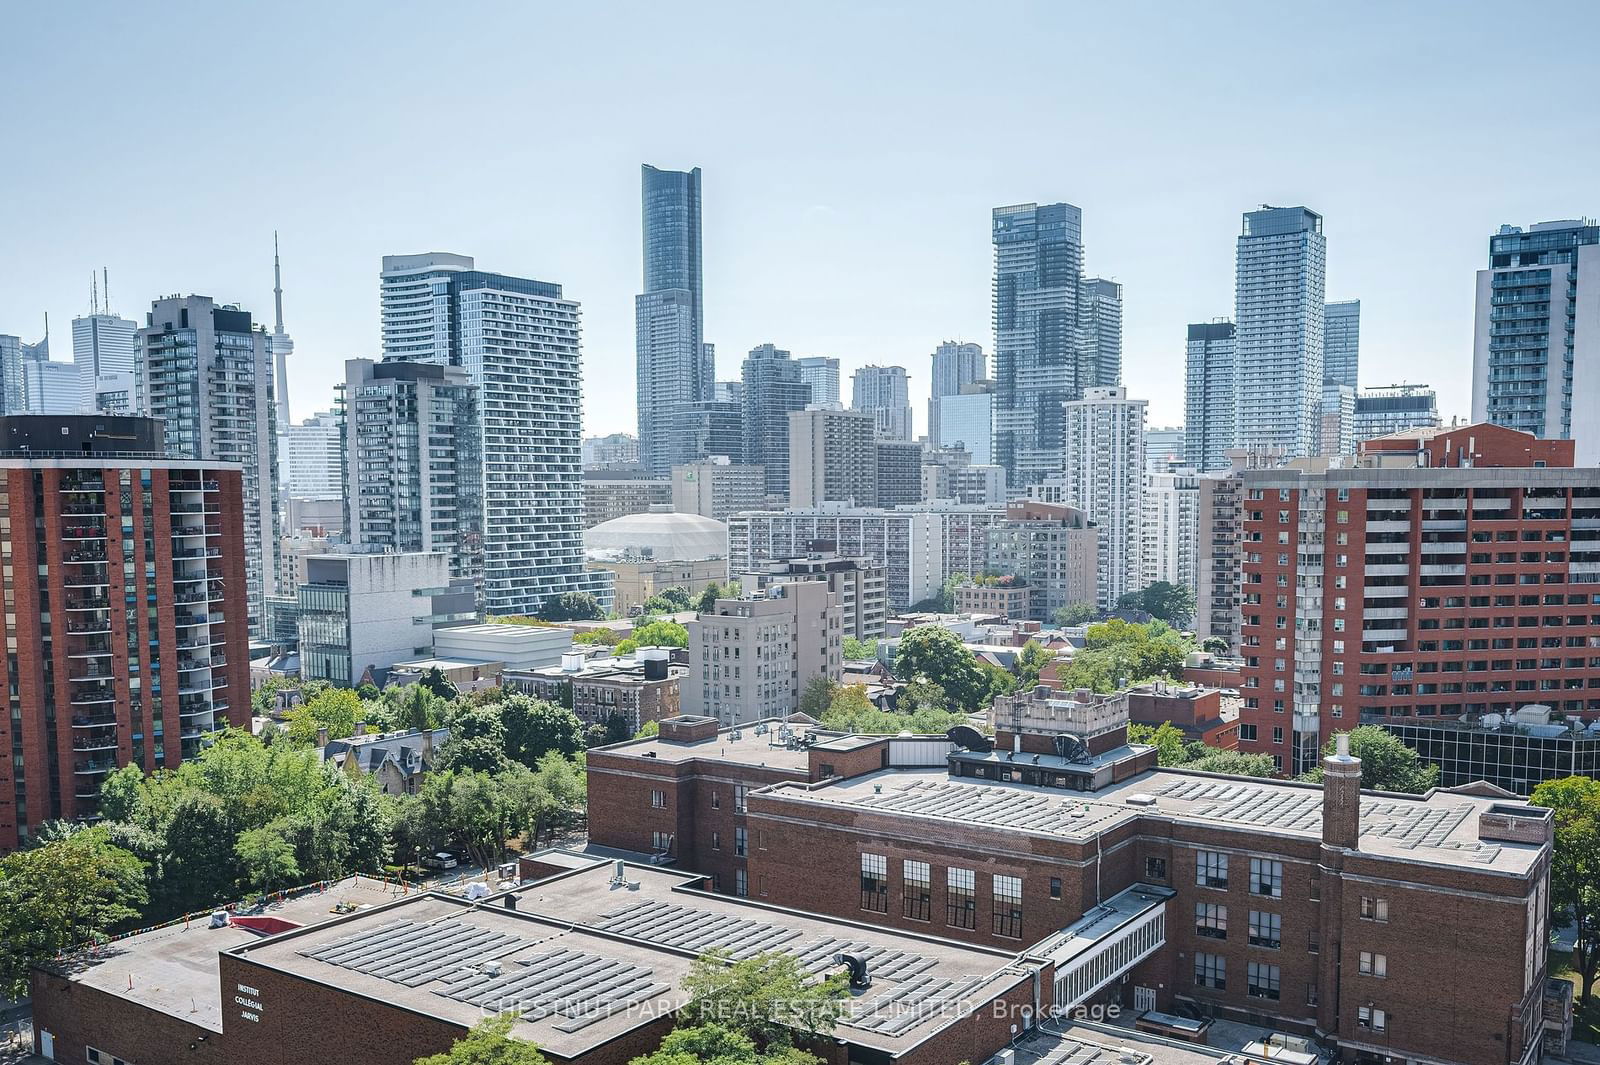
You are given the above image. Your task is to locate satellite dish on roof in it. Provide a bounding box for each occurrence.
[946,725,993,752]
[1054,733,1091,764]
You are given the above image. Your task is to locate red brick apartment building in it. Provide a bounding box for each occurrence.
[1237,422,1598,776]
[0,415,249,849]
[587,697,1557,1065]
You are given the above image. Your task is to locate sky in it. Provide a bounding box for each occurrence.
[4,1,1599,439]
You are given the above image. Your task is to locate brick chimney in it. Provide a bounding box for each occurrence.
[1321,732,1361,850]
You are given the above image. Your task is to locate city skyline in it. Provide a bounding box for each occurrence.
[6,3,1599,444]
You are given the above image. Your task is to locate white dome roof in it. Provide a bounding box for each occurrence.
[585,511,728,561]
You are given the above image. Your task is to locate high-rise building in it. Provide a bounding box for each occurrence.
[669,400,744,465]
[984,500,1098,621]
[582,432,640,469]
[927,340,984,446]
[671,457,766,523]
[582,469,671,528]
[137,295,280,636]
[1237,422,1590,777]
[635,165,711,475]
[739,554,889,641]
[269,233,294,437]
[1079,278,1123,387]
[1144,426,1186,473]
[1352,384,1441,440]
[740,343,810,499]
[342,358,481,585]
[23,358,79,415]
[714,380,743,405]
[72,309,138,415]
[684,581,841,725]
[728,503,1008,610]
[378,253,611,615]
[936,383,994,464]
[1059,386,1146,608]
[874,440,924,508]
[0,334,34,415]
[283,411,342,499]
[1234,206,1326,457]
[0,415,251,848]
[796,356,841,409]
[850,364,913,440]
[992,202,1088,488]
[1318,382,1355,457]
[298,551,461,687]
[1472,219,1600,462]
[1140,470,1200,595]
[1194,445,1284,654]
[920,447,1006,506]
[1183,320,1238,472]
[1323,298,1360,390]
[787,408,876,508]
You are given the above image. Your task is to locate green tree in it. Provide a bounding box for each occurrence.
[419,666,460,701]
[1201,636,1230,655]
[1052,602,1098,627]
[1532,776,1600,1004]
[819,685,969,736]
[235,825,301,894]
[0,827,148,998]
[892,625,988,710]
[438,703,512,773]
[285,687,365,745]
[1184,749,1278,777]
[500,694,585,767]
[537,591,605,622]
[640,586,694,614]
[573,628,622,646]
[632,619,690,648]
[1120,581,1196,626]
[1014,639,1054,688]
[798,675,839,718]
[1127,722,1188,766]
[1299,727,1440,794]
[414,1013,550,1065]
[634,720,661,739]
[680,951,848,1050]
[841,636,876,660]
[628,1024,822,1065]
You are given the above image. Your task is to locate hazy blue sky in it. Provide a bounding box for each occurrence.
[4,1,1599,437]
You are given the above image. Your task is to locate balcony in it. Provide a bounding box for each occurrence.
[71,713,117,728]
[61,523,107,540]
[65,596,111,611]
[75,760,117,775]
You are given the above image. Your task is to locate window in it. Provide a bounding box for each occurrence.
[992,874,1023,938]
[1359,951,1387,978]
[734,827,748,857]
[735,785,748,813]
[1239,723,1257,741]
[1307,982,1319,1007]
[1194,953,1226,990]
[860,853,888,911]
[652,830,671,851]
[1195,902,1227,939]
[1358,1006,1387,1032]
[902,860,930,921]
[1145,856,1167,881]
[1248,910,1281,949]
[947,867,976,928]
[735,868,748,897]
[86,1051,135,1065]
[1197,850,1228,889]
[1049,877,1062,900]
[1247,961,1281,1000]
[1250,858,1283,898]
[650,789,666,809]
[711,831,721,851]
[1361,895,1389,922]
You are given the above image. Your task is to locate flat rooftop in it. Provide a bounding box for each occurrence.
[51,876,402,1033]
[231,863,1033,1060]
[599,720,822,772]
[1008,1023,1233,1065]
[761,766,1544,875]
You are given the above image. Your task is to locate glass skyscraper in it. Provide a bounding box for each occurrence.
[1183,320,1237,472]
[991,202,1119,489]
[927,340,984,446]
[1471,219,1600,463]
[741,343,810,498]
[1234,206,1326,457]
[636,164,713,475]
[1323,299,1360,390]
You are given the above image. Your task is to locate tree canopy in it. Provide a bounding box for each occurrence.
[1052,602,1098,627]
[1298,726,1440,794]
[0,826,148,998]
[1116,581,1196,626]
[414,1013,549,1065]
[1057,619,1192,693]
[1532,775,1600,1004]
[679,951,847,1051]
[1126,721,1276,778]
[841,636,876,661]
[537,591,605,622]
[892,625,989,710]
[632,619,689,648]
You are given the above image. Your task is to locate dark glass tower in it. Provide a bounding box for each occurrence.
[636,164,713,475]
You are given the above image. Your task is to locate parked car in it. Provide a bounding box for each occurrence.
[422,851,458,870]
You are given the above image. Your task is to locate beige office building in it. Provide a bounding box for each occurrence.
[685,581,842,725]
